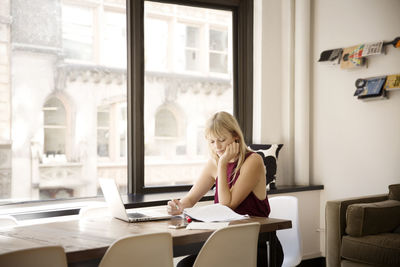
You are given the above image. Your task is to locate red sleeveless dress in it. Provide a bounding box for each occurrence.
[214,152,270,217]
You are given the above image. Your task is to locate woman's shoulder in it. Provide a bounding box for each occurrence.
[204,158,218,174]
[206,157,218,166]
[243,151,264,168]
[245,150,262,160]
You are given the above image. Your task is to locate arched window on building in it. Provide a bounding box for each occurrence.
[97,103,127,160]
[43,97,67,158]
[155,109,178,138]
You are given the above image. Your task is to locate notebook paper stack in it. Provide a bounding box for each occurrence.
[183,204,248,230]
[184,204,248,222]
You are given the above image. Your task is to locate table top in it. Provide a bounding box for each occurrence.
[0,215,291,263]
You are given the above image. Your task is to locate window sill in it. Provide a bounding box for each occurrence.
[269,184,324,194]
[1,185,323,221]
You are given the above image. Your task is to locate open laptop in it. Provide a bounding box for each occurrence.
[99,178,172,222]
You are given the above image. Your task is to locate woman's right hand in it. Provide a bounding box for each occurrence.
[219,141,239,165]
[167,199,183,215]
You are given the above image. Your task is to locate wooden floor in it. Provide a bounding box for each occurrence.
[72,256,328,267]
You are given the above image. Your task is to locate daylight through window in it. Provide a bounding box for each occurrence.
[144,2,233,187]
[0,0,127,202]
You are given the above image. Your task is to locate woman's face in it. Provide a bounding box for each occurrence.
[208,130,236,157]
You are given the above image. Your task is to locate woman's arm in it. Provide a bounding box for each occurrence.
[218,151,265,210]
[167,159,216,215]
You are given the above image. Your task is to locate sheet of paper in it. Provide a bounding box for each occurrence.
[183,203,248,222]
[186,222,229,230]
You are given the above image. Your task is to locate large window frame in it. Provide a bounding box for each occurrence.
[128,0,253,194]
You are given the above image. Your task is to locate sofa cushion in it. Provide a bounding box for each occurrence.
[345,200,400,237]
[389,184,400,201]
[341,233,400,267]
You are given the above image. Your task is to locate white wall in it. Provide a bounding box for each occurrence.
[256,0,400,258]
[254,0,292,185]
[312,0,400,255]
[312,0,400,201]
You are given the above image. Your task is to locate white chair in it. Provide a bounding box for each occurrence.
[0,246,68,267]
[269,196,302,267]
[99,232,173,267]
[0,215,18,227]
[193,222,260,267]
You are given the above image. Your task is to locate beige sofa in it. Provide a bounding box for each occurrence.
[325,184,400,267]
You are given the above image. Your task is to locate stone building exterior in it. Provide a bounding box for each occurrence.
[0,0,12,199]
[0,0,232,202]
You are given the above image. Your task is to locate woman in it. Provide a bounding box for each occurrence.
[167,111,283,267]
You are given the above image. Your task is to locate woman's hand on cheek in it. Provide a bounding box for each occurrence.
[220,142,239,164]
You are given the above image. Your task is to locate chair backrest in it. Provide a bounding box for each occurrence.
[0,215,18,227]
[0,246,68,267]
[269,196,302,267]
[99,232,173,267]
[193,222,260,267]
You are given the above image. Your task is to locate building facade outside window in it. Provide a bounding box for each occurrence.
[0,0,253,203]
[97,106,111,158]
[183,25,201,71]
[1,0,128,202]
[143,2,233,187]
[43,97,67,157]
[209,28,229,73]
[62,4,94,62]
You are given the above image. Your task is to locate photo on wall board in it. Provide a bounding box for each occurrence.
[354,76,387,100]
[384,74,400,91]
[341,45,367,69]
[361,41,384,57]
[318,48,343,65]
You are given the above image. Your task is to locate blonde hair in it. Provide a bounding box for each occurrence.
[205,111,250,180]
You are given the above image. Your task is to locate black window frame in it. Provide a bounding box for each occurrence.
[127,0,253,194]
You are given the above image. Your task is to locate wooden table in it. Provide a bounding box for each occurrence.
[0,216,291,266]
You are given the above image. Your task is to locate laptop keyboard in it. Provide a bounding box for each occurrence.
[127,212,147,218]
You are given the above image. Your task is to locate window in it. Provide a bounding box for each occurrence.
[97,106,110,158]
[103,10,127,68]
[97,103,127,159]
[43,97,67,158]
[145,17,168,71]
[62,4,94,62]
[155,109,178,138]
[209,28,229,73]
[143,2,234,187]
[62,2,127,67]
[1,0,127,203]
[119,105,127,158]
[183,25,201,71]
[132,0,254,193]
[0,0,253,204]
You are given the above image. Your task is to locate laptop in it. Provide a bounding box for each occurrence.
[99,178,172,222]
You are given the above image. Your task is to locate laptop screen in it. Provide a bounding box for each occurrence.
[99,178,130,221]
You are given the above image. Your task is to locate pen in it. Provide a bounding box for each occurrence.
[171,199,179,210]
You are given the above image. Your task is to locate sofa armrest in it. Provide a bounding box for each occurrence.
[325,194,388,267]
